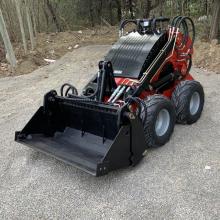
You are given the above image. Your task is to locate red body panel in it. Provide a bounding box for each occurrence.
[110,31,194,102]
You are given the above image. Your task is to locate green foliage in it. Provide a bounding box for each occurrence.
[0,0,219,41]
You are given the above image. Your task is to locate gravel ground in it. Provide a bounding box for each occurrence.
[0,45,219,220]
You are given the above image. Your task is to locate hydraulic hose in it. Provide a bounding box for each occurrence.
[171,16,195,50]
[60,83,78,97]
[125,96,147,123]
[60,71,101,100]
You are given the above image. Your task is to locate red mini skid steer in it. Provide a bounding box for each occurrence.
[15,16,204,176]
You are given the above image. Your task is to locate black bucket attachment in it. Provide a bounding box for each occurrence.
[15,91,147,176]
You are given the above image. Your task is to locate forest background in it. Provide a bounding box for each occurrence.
[0,0,219,75]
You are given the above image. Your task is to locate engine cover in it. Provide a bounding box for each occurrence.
[105,32,166,79]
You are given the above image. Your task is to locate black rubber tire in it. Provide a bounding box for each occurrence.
[171,80,204,124]
[141,95,176,148]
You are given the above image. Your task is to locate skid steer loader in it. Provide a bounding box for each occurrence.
[15,16,204,176]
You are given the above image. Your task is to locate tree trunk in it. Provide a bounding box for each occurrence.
[115,0,122,22]
[31,0,38,36]
[159,0,163,16]
[43,0,49,33]
[143,0,152,18]
[170,0,174,17]
[25,0,35,50]
[46,0,62,32]
[204,0,208,15]
[209,0,220,40]
[0,8,16,68]
[128,0,134,19]
[14,0,27,54]
[88,1,94,27]
[37,0,41,32]
[109,0,113,25]
[97,0,102,25]
[1,0,17,42]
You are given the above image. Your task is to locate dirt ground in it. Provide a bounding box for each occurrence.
[0,27,118,77]
[194,39,220,74]
[0,27,219,77]
[0,45,219,219]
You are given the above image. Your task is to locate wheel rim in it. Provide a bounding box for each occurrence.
[190,92,200,115]
[155,109,170,137]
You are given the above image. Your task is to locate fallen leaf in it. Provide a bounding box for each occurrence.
[44,58,56,63]
[205,165,211,170]
[74,44,79,49]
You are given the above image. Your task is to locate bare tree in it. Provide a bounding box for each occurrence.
[14,0,27,54]
[209,0,220,40]
[88,0,94,27]
[25,0,35,50]
[46,0,62,32]
[138,0,162,18]
[115,0,122,21]
[0,8,16,68]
